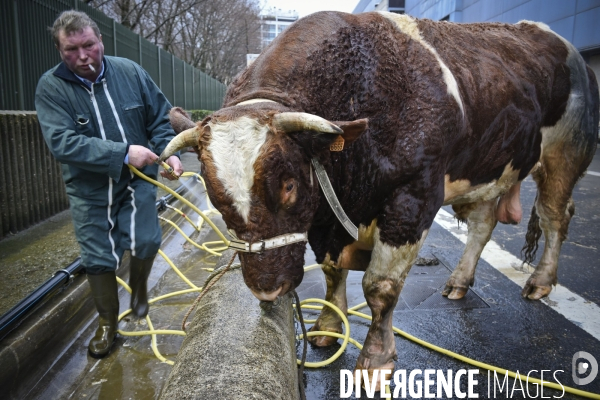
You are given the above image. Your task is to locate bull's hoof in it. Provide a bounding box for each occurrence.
[354,362,395,391]
[307,325,341,347]
[522,275,554,300]
[522,283,552,300]
[442,279,469,300]
[443,286,468,300]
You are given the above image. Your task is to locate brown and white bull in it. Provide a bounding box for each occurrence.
[161,12,598,385]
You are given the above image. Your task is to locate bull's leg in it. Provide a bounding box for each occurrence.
[442,199,498,300]
[308,261,348,347]
[356,228,428,390]
[309,244,372,346]
[522,157,578,300]
[496,181,523,224]
[522,61,597,299]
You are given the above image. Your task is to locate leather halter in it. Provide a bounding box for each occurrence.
[228,231,308,253]
[226,100,359,253]
[310,158,358,240]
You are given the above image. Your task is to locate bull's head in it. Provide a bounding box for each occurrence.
[161,104,367,302]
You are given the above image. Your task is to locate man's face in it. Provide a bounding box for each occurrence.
[57,26,104,81]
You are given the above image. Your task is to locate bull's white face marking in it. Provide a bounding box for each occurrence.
[378,12,465,117]
[207,117,269,223]
[443,163,522,205]
[367,227,429,284]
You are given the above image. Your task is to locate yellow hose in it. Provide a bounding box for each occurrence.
[159,217,222,257]
[157,249,199,290]
[296,299,351,368]
[166,204,200,231]
[128,165,229,245]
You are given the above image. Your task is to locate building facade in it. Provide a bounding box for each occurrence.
[259,8,299,50]
[353,0,406,14]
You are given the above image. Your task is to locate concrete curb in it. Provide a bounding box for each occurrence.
[160,250,299,400]
[0,263,128,399]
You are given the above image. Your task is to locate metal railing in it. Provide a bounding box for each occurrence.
[0,0,226,112]
[0,112,69,239]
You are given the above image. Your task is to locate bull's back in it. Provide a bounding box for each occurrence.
[227,12,594,199]
[413,17,574,184]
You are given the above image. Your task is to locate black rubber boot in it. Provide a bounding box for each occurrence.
[129,255,155,318]
[87,271,119,358]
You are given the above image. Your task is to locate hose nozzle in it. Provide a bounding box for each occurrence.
[157,160,179,180]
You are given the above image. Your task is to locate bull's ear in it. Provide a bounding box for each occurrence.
[169,107,196,134]
[333,118,368,145]
[289,119,366,156]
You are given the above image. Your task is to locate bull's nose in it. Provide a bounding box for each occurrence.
[250,286,283,302]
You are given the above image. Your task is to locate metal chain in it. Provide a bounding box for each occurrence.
[292,290,307,400]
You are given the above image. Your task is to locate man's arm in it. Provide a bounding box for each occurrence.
[35,75,128,182]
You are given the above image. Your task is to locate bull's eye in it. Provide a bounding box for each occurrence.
[280,178,298,209]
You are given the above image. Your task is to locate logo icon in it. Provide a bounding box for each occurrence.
[572,351,598,385]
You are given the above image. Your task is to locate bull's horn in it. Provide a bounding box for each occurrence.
[159,126,200,161]
[272,112,343,134]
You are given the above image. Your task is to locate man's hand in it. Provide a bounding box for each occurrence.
[160,155,183,181]
[128,145,158,168]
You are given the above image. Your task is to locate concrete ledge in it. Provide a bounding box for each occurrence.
[160,250,299,400]
[0,264,127,400]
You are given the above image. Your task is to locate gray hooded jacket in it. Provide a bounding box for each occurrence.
[35,55,175,204]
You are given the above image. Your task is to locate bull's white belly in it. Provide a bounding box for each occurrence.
[443,163,522,205]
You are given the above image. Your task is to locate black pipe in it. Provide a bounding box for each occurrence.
[0,258,83,340]
[155,177,193,211]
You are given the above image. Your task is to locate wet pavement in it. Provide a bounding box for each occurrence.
[4,149,600,399]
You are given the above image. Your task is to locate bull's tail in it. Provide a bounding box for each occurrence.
[521,201,542,265]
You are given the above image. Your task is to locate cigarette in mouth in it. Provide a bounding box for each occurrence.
[89,64,96,73]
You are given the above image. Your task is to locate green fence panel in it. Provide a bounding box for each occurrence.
[0,112,69,239]
[159,49,174,105]
[141,40,159,86]
[1,0,225,111]
[174,58,185,108]
[185,63,193,110]
[115,22,139,63]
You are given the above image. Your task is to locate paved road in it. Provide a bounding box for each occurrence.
[296,148,600,399]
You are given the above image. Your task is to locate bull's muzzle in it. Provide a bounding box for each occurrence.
[250,285,283,302]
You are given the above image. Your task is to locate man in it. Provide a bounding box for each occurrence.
[35,10,183,358]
